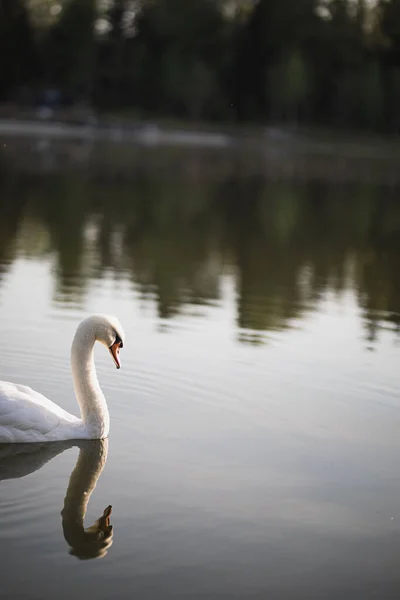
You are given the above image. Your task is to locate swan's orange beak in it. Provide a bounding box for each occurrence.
[109,341,122,369]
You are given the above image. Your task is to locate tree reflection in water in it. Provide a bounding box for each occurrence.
[1,144,400,348]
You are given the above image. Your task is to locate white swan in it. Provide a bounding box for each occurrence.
[62,439,114,559]
[0,439,113,559]
[0,314,124,443]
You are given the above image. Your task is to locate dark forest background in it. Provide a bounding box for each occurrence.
[1,0,400,133]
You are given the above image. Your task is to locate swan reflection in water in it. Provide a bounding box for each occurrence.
[0,439,113,560]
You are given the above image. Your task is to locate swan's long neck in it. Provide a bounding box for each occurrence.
[62,440,108,528]
[71,326,109,439]
[62,440,112,559]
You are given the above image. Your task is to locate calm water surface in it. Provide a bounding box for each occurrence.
[1,140,400,599]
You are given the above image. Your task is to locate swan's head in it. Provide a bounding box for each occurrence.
[78,314,125,369]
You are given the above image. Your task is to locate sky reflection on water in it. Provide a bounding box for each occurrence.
[0,142,400,599]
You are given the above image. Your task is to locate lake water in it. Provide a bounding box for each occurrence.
[1,139,400,599]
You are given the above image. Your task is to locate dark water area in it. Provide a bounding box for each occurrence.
[0,139,400,599]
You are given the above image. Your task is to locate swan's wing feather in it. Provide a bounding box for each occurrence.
[0,381,77,441]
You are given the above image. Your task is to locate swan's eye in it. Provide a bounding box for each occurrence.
[114,333,123,348]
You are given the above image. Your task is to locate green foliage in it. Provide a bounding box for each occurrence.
[0,0,37,100]
[2,0,400,131]
[268,49,311,123]
[45,0,97,97]
[362,61,384,129]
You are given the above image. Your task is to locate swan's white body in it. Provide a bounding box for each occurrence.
[0,315,124,444]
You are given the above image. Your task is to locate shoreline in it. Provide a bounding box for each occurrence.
[2,117,400,184]
[0,118,231,149]
[1,116,400,160]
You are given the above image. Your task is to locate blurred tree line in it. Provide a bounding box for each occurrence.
[1,154,400,345]
[1,0,400,132]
